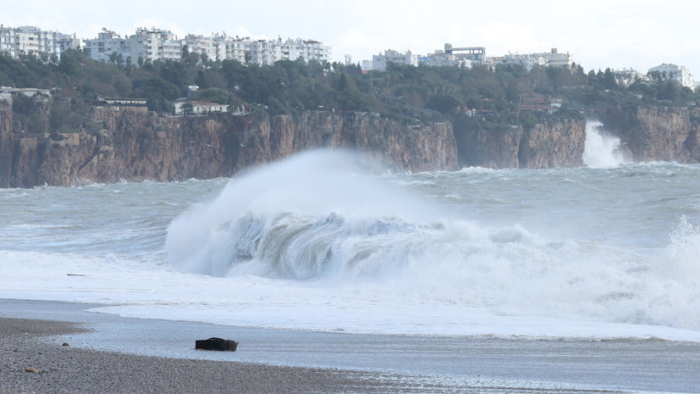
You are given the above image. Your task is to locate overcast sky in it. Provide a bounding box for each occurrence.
[2,0,699,76]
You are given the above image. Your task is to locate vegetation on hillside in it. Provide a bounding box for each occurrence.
[2,47,699,134]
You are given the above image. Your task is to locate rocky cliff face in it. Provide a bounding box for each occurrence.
[0,98,13,188]
[602,105,700,163]
[453,118,586,169]
[16,98,698,189]
[5,107,459,188]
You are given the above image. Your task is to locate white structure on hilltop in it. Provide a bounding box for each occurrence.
[362,44,576,73]
[648,63,694,89]
[83,28,331,66]
[221,36,251,63]
[489,48,572,70]
[491,53,546,71]
[419,50,473,68]
[363,44,485,72]
[174,100,229,115]
[614,68,649,88]
[539,48,574,67]
[81,28,124,63]
[84,27,184,64]
[184,34,219,61]
[0,25,80,60]
[363,49,418,72]
[443,43,486,63]
[249,39,281,66]
[281,38,331,63]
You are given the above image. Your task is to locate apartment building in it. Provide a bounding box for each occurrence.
[363,44,485,72]
[539,48,573,67]
[83,27,331,66]
[223,37,251,63]
[82,28,128,63]
[184,34,219,61]
[0,25,80,59]
[419,51,473,68]
[614,68,649,87]
[249,39,281,66]
[493,53,546,71]
[281,39,331,62]
[364,49,418,72]
[648,63,694,88]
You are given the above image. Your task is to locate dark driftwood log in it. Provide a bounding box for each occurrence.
[195,337,238,351]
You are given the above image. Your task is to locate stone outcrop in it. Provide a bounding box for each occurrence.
[4,107,459,188]
[453,118,586,169]
[13,96,700,189]
[602,105,700,163]
[0,97,13,188]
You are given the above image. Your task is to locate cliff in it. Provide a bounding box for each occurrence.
[453,118,586,169]
[0,97,13,187]
[14,97,700,189]
[4,107,459,188]
[602,105,700,163]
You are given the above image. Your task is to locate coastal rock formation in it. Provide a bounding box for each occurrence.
[0,98,13,188]
[602,105,700,163]
[453,118,586,169]
[4,106,459,188]
[10,96,700,189]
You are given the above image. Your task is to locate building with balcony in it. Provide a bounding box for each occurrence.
[539,48,573,67]
[364,49,418,72]
[492,53,546,71]
[280,38,331,63]
[418,50,473,68]
[648,63,694,89]
[0,25,79,60]
[184,34,218,61]
[83,28,330,67]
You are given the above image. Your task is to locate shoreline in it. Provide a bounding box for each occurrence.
[0,317,414,394]
[2,299,700,393]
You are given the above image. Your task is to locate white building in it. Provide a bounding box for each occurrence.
[185,34,219,61]
[539,48,573,67]
[249,39,282,66]
[614,68,649,87]
[82,28,129,63]
[489,48,572,69]
[130,28,183,62]
[174,100,229,115]
[443,44,486,63]
[648,63,694,89]
[280,38,331,63]
[418,51,472,68]
[84,28,331,66]
[492,53,546,71]
[0,25,79,60]
[222,36,251,63]
[84,27,193,64]
[364,49,418,72]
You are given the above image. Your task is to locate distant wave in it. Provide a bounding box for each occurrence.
[583,120,627,168]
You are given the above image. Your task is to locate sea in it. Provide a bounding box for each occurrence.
[2,121,700,392]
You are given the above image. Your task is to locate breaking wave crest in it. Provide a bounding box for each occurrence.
[166,151,700,330]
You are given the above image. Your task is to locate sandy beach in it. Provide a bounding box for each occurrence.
[0,317,411,394]
[2,299,700,393]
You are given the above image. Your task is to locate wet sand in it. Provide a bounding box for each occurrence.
[0,317,411,394]
[2,299,699,393]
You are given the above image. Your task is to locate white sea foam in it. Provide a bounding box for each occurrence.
[583,120,627,168]
[160,151,700,338]
[3,152,700,341]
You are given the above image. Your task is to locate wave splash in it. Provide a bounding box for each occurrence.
[166,150,440,277]
[583,120,627,168]
[166,150,700,330]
